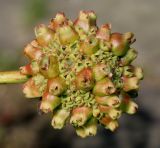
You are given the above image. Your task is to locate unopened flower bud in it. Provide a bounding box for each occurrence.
[23,74,47,98]
[123,66,134,77]
[24,43,42,60]
[70,107,92,127]
[49,12,67,30]
[74,11,97,33]
[98,105,121,120]
[96,24,111,41]
[123,76,139,92]
[20,61,39,75]
[58,25,79,45]
[76,118,97,138]
[120,48,137,66]
[92,108,100,117]
[120,92,138,114]
[80,36,99,55]
[93,78,116,96]
[133,66,144,80]
[93,63,110,81]
[35,24,55,47]
[110,33,130,56]
[75,68,94,91]
[40,55,59,78]
[47,77,67,96]
[95,95,120,108]
[51,109,70,129]
[40,92,61,113]
[100,116,119,131]
[123,32,134,43]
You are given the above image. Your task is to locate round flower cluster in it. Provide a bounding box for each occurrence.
[20,11,143,138]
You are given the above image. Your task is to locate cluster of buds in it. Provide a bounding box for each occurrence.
[18,11,143,138]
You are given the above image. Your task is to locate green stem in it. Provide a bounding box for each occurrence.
[0,71,29,84]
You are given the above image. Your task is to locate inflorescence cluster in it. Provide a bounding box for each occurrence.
[20,11,143,138]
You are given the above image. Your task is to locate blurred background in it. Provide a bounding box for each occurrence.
[0,0,160,148]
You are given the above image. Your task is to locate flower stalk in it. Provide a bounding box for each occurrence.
[0,71,29,84]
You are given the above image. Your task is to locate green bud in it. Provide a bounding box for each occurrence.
[75,127,86,138]
[35,24,55,47]
[120,48,137,66]
[123,66,134,77]
[123,77,139,92]
[58,25,79,45]
[133,66,144,80]
[40,92,61,113]
[40,55,59,79]
[75,68,94,91]
[47,77,67,96]
[110,33,130,56]
[92,108,100,118]
[93,63,110,81]
[93,78,116,96]
[51,109,70,129]
[95,95,120,108]
[76,118,97,138]
[123,32,134,42]
[99,40,111,51]
[80,36,99,55]
[70,107,92,127]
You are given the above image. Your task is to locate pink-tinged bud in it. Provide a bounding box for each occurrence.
[24,44,42,60]
[58,25,79,45]
[133,66,144,80]
[40,92,61,113]
[110,33,130,56]
[70,107,92,127]
[23,75,47,98]
[100,116,119,131]
[76,118,97,138]
[96,24,111,41]
[99,40,111,51]
[93,78,116,96]
[98,105,121,120]
[35,24,55,47]
[123,76,139,92]
[120,93,138,114]
[74,10,97,33]
[20,61,39,75]
[47,77,67,96]
[93,63,110,81]
[49,12,67,30]
[95,95,120,108]
[120,48,137,66]
[39,55,59,79]
[75,68,94,91]
[80,36,99,55]
[30,39,40,48]
[51,109,70,129]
